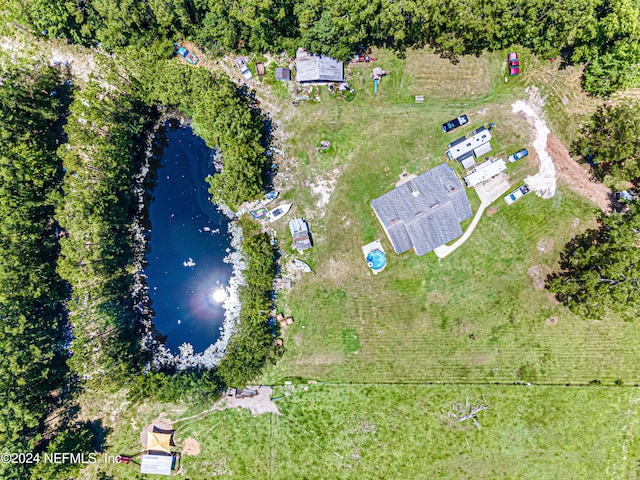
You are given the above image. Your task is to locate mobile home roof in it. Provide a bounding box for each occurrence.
[446,130,492,160]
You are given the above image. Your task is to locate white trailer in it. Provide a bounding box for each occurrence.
[464,158,506,187]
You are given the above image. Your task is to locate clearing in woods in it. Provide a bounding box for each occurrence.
[79,385,640,479]
[263,48,638,387]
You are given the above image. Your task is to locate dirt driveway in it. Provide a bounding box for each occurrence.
[547,134,611,212]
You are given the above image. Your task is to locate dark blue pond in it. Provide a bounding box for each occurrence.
[145,123,233,353]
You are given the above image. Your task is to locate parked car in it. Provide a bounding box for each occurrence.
[507,148,528,163]
[235,57,253,80]
[441,114,469,133]
[507,52,520,76]
[504,184,530,205]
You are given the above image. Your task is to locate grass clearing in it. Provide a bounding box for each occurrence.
[262,48,640,386]
[66,46,639,479]
[78,384,640,479]
[402,49,491,99]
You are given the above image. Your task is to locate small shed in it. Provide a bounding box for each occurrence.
[275,67,291,81]
[140,454,174,475]
[273,278,293,289]
[256,62,265,76]
[296,49,344,83]
[289,217,312,252]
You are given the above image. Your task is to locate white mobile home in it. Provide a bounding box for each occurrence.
[464,158,506,187]
[446,126,492,161]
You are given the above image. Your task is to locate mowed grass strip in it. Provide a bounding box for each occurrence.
[266,48,640,386]
[402,49,491,99]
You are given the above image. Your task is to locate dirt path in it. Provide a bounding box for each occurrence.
[512,96,557,199]
[546,134,611,212]
[512,87,610,211]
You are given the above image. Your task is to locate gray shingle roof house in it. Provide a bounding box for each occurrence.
[295,49,344,83]
[289,217,312,252]
[371,163,472,256]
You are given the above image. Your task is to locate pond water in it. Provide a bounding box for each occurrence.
[144,123,233,354]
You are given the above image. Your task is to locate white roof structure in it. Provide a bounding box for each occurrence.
[446,127,492,161]
[141,454,173,475]
[460,155,477,169]
[289,217,312,252]
[464,158,507,187]
[296,49,344,83]
[473,142,492,158]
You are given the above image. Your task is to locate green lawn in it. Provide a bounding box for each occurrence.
[80,385,640,479]
[262,48,640,386]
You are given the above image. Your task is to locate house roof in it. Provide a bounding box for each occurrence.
[289,217,312,251]
[296,49,344,83]
[371,163,472,256]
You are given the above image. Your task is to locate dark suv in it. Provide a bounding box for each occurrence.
[441,115,469,133]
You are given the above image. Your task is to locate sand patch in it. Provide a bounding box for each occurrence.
[512,88,556,199]
[537,237,554,253]
[528,265,551,290]
[486,206,499,217]
[182,438,201,456]
[308,168,340,217]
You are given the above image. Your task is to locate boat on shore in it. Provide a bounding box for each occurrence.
[267,203,292,223]
[262,190,279,205]
[292,259,312,273]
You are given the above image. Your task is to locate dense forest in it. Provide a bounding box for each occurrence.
[56,80,150,379]
[0,62,69,479]
[5,0,640,95]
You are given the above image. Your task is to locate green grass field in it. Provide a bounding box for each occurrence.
[264,48,640,386]
[79,385,640,479]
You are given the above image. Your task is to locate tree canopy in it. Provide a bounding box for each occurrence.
[572,102,640,184]
[0,61,68,478]
[7,0,640,95]
[56,81,150,379]
[547,202,640,321]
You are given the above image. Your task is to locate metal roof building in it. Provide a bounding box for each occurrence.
[295,49,344,83]
[140,455,174,475]
[275,67,291,81]
[371,163,472,256]
[289,217,312,252]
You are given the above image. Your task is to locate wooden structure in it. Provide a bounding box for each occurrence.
[296,49,344,83]
[276,67,291,81]
[256,62,265,76]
